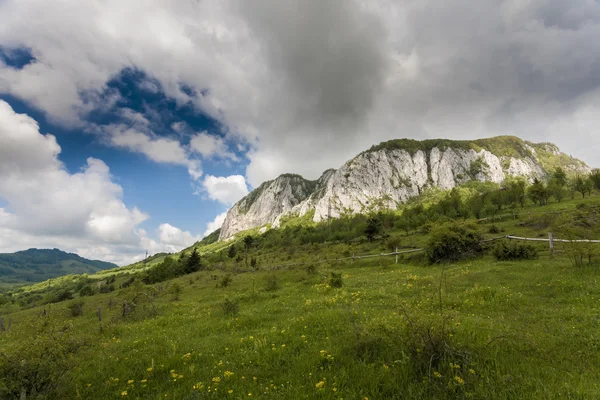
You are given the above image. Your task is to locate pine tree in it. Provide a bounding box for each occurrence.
[185,248,201,274]
[243,236,254,267]
[227,244,237,259]
[365,214,383,242]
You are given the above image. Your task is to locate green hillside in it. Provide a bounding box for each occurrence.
[2,171,600,399]
[0,248,117,286]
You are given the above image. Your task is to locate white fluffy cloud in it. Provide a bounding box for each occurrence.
[0,101,199,265]
[108,126,203,180]
[158,223,201,248]
[203,212,228,237]
[1,0,600,189]
[202,175,249,205]
[190,132,238,161]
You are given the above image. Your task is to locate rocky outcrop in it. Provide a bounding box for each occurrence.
[219,174,316,240]
[218,136,590,240]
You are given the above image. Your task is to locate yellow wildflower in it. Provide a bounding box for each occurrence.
[224,371,234,378]
[212,377,221,383]
[315,381,326,389]
[147,368,153,372]
[434,371,442,378]
[454,376,465,385]
[121,391,127,396]
[127,380,134,384]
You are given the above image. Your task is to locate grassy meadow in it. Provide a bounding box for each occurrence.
[2,192,600,399]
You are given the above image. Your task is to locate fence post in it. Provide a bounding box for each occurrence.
[549,232,554,257]
[395,247,398,264]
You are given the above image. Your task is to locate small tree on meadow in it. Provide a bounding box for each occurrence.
[572,175,593,199]
[528,178,550,205]
[365,214,383,241]
[185,248,201,274]
[505,179,527,208]
[589,169,600,192]
[553,167,568,187]
[243,235,254,267]
[227,244,237,259]
[548,180,566,202]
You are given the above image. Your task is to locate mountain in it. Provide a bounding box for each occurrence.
[220,136,590,240]
[0,248,118,285]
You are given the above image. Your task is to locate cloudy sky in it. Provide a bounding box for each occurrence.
[1,0,600,264]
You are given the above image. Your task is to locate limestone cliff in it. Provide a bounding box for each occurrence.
[218,136,589,240]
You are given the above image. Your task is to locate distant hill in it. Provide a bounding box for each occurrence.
[0,248,118,285]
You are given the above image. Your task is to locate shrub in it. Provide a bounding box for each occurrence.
[488,224,504,234]
[305,264,318,275]
[221,298,239,316]
[68,300,84,317]
[170,282,182,301]
[420,222,434,235]
[493,241,538,261]
[56,289,74,302]
[99,284,115,294]
[218,274,233,288]
[79,285,95,297]
[329,272,343,288]
[120,276,135,289]
[264,274,280,292]
[426,222,484,264]
[386,235,402,252]
[0,324,87,399]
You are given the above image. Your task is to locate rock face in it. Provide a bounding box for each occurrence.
[218,136,589,240]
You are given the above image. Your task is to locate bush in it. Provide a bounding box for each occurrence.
[488,225,504,234]
[329,272,343,288]
[493,241,538,261]
[264,274,280,292]
[305,264,318,275]
[218,274,233,288]
[99,284,115,293]
[120,276,135,289]
[426,222,484,263]
[386,236,402,252]
[221,298,239,316]
[0,324,87,399]
[79,285,95,297]
[68,300,84,317]
[170,282,182,301]
[56,289,74,302]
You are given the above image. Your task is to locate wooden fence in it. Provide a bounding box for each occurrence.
[260,233,600,270]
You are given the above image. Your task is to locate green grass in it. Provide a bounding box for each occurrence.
[3,195,600,399]
[2,249,600,399]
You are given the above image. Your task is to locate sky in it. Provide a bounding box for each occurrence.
[1,0,600,265]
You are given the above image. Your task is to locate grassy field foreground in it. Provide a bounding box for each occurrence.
[1,253,599,399]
